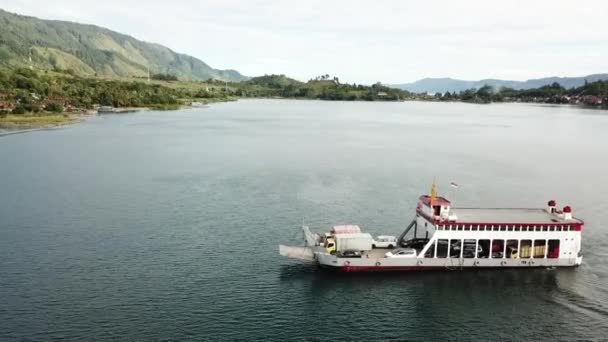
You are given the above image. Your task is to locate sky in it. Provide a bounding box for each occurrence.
[2,0,608,84]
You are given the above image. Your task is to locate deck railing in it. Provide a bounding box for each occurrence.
[435,224,578,232]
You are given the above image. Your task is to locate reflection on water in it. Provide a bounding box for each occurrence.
[1,100,607,340]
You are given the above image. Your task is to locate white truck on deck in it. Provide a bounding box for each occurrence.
[334,233,373,252]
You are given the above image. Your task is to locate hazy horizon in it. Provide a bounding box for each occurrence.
[2,0,607,84]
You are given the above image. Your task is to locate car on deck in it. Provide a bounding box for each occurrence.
[385,248,417,258]
[400,238,430,249]
[372,235,397,248]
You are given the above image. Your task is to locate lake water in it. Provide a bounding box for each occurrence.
[1,100,608,340]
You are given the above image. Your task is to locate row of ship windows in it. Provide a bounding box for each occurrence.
[423,238,561,259]
[432,224,575,232]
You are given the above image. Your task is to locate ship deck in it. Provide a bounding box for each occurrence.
[361,249,393,258]
[334,248,404,260]
[450,208,583,224]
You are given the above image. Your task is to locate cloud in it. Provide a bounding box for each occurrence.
[2,0,607,83]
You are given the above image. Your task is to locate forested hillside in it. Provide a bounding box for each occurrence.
[0,9,246,81]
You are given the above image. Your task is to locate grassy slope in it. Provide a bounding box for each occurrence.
[0,9,247,81]
[0,114,77,129]
[31,47,96,76]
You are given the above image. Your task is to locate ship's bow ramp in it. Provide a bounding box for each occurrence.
[279,245,314,261]
[278,226,317,261]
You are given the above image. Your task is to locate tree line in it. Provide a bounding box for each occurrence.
[432,81,608,105]
[0,68,223,113]
[2,68,607,115]
[235,74,410,101]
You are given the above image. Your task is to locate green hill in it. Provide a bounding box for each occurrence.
[0,9,247,81]
[240,74,409,100]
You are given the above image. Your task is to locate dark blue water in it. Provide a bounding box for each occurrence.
[1,100,607,340]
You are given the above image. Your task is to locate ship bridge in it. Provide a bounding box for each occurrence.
[416,195,583,227]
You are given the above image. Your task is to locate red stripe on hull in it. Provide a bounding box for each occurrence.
[338,266,436,272]
[332,265,575,272]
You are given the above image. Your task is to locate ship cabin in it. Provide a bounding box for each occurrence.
[417,194,455,222]
[401,195,584,261]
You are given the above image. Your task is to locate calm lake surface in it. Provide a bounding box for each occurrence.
[1,100,608,341]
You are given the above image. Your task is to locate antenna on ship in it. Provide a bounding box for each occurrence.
[449,181,459,206]
[430,178,437,205]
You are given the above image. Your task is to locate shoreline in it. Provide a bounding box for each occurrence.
[0,97,235,134]
[239,97,608,110]
[1,98,605,136]
[0,124,74,137]
[0,112,95,136]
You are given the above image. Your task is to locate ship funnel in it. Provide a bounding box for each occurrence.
[563,206,572,220]
[547,200,556,213]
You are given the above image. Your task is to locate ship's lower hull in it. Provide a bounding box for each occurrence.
[329,264,578,272]
[331,265,436,272]
[315,252,582,272]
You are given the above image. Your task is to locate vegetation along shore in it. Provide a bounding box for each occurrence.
[1,68,607,131]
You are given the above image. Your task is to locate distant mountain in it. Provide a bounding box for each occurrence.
[392,74,608,94]
[0,9,247,81]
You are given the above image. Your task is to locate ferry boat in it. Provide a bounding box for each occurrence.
[279,185,584,272]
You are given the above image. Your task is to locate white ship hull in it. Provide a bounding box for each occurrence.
[315,250,582,272]
[281,194,584,273]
